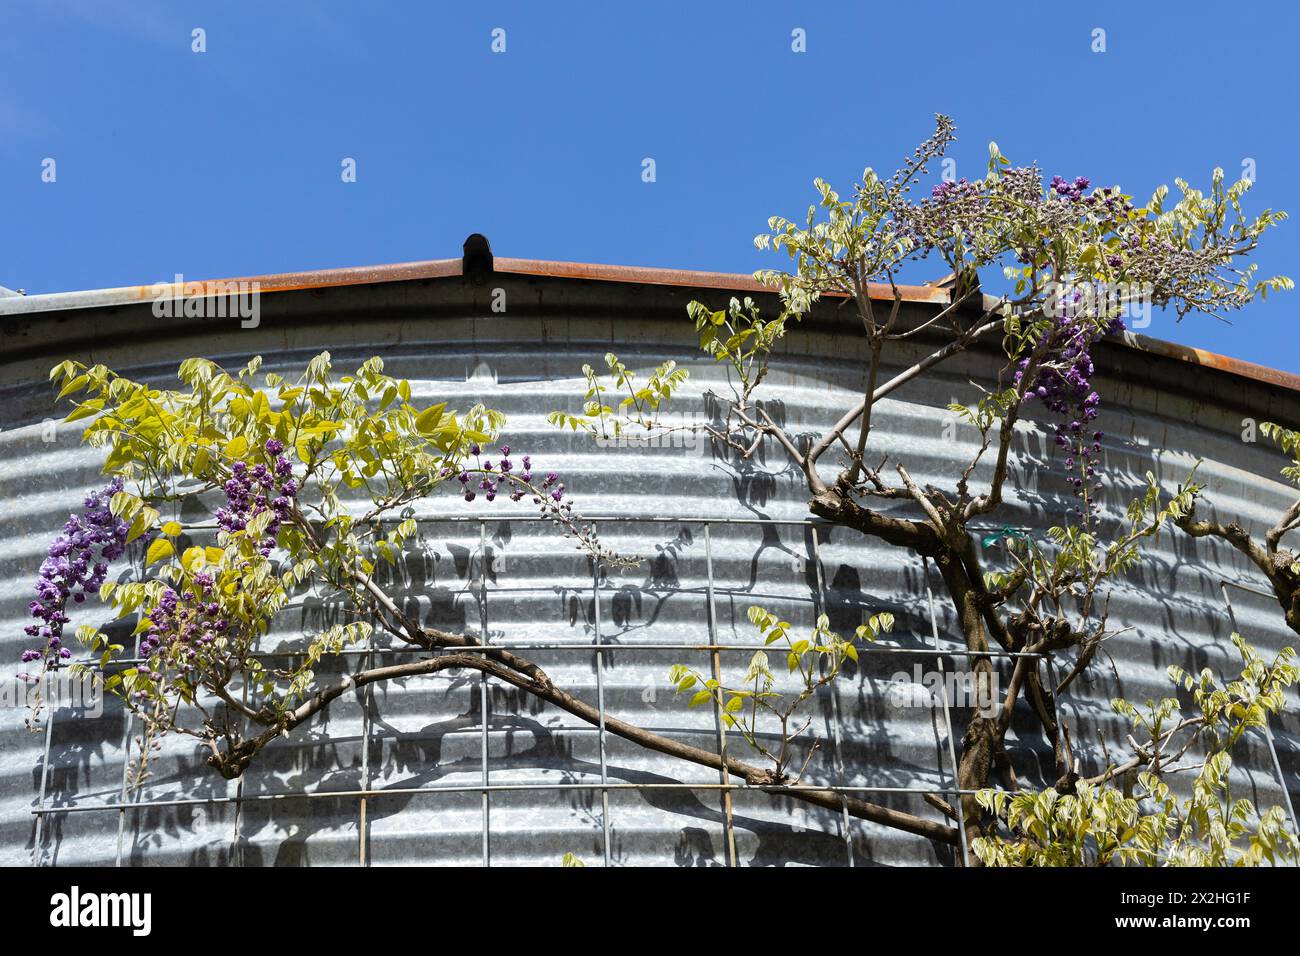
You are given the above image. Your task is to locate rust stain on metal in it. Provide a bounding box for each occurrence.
[493,257,950,304]
[212,258,464,294]
[160,259,463,299]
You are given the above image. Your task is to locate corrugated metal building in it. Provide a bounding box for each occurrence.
[1,242,1298,866]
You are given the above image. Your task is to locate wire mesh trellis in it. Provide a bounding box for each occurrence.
[25,514,1298,867]
[1218,578,1300,836]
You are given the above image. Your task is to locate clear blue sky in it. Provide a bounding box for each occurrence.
[2,1,1297,371]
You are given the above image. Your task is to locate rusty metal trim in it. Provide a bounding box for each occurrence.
[220,258,464,293]
[1118,330,1300,393]
[492,257,950,303]
[2,253,1296,395]
[0,259,464,317]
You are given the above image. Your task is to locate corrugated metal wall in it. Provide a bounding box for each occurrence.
[2,273,1298,866]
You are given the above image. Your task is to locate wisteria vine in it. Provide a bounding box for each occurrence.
[18,436,627,710]
[923,170,1136,522]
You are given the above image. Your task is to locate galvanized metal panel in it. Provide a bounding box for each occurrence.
[1,278,1298,867]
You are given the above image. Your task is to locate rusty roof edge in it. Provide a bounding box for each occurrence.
[0,258,465,316]
[0,256,945,317]
[1114,330,1300,393]
[1,254,1296,395]
[492,257,951,302]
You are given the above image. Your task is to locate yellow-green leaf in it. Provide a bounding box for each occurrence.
[56,374,89,401]
[145,539,174,567]
[66,399,105,422]
[414,403,447,435]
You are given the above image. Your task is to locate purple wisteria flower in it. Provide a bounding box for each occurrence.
[1016,314,1126,518]
[132,576,230,698]
[213,440,299,556]
[19,477,129,675]
[450,444,625,563]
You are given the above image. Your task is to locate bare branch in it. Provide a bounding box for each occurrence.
[224,648,959,845]
[807,314,1005,468]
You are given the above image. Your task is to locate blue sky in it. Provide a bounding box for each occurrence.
[2,0,1297,371]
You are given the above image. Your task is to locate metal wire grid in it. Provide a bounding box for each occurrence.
[1218,578,1300,836]
[25,514,1297,867]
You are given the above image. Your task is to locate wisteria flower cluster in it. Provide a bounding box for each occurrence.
[448,444,634,566]
[1017,312,1126,518]
[19,477,129,677]
[453,443,547,503]
[134,574,228,698]
[911,167,1137,278]
[122,571,240,786]
[898,164,1048,272]
[929,177,976,201]
[1048,174,1092,203]
[215,439,299,555]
